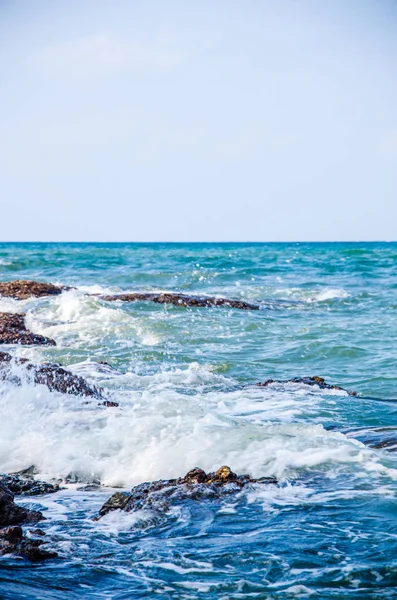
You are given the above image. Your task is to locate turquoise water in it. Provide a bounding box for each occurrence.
[0,242,397,598]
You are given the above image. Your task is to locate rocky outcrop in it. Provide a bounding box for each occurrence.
[0,351,117,405]
[99,292,260,310]
[0,280,260,310]
[0,483,42,527]
[0,280,65,300]
[255,376,358,396]
[0,467,60,496]
[0,484,56,560]
[0,526,57,561]
[98,466,277,518]
[0,312,56,346]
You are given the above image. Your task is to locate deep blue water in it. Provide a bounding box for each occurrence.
[0,242,397,598]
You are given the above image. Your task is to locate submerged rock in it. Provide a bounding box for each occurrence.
[0,525,57,561]
[99,292,260,310]
[98,466,277,518]
[0,467,60,496]
[0,351,116,405]
[0,312,56,346]
[341,426,397,452]
[0,280,65,300]
[255,376,358,396]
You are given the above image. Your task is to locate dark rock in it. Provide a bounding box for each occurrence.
[0,482,56,560]
[0,280,66,300]
[29,528,46,536]
[76,483,101,491]
[255,376,358,396]
[101,400,120,407]
[0,526,57,561]
[98,466,277,518]
[0,351,117,405]
[30,362,105,400]
[0,468,60,496]
[99,292,259,310]
[342,426,397,452]
[0,483,43,527]
[0,312,56,346]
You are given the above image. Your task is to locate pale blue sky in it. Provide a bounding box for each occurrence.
[0,0,396,241]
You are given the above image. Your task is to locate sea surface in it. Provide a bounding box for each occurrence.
[0,242,397,599]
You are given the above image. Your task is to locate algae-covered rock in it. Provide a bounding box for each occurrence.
[98,466,277,518]
[0,280,65,300]
[0,312,56,346]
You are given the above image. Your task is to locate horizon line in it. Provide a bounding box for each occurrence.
[0,240,396,244]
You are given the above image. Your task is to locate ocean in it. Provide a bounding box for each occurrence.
[0,242,397,598]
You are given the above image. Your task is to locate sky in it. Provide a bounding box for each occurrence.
[0,0,396,242]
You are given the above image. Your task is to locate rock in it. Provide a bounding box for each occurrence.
[0,351,117,405]
[0,312,56,346]
[0,280,66,300]
[98,466,277,518]
[255,376,358,396]
[0,483,43,527]
[99,292,260,310]
[0,526,57,561]
[0,482,56,560]
[340,426,397,452]
[0,468,60,496]
[29,362,106,400]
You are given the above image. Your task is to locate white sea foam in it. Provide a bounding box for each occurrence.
[276,287,350,304]
[0,364,391,491]
[0,286,391,503]
[314,288,350,302]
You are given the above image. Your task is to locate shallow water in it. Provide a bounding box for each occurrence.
[0,242,397,598]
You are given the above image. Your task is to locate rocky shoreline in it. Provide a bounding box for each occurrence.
[0,279,259,310]
[0,278,386,564]
[0,464,278,560]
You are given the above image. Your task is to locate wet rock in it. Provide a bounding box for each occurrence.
[0,280,66,300]
[98,466,277,518]
[0,312,56,346]
[342,426,397,452]
[0,480,56,560]
[255,376,358,396]
[0,483,43,527]
[30,362,106,400]
[0,526,57,561]
[0,351,117,405]
[0,468,60,496]
[99,292,260,310]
